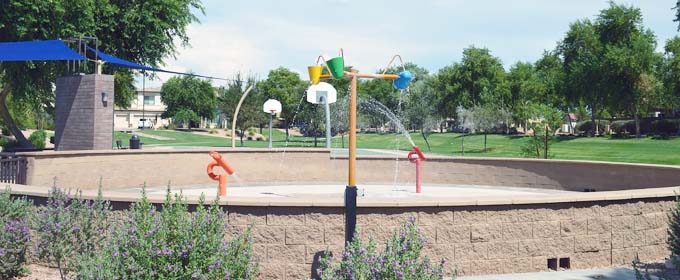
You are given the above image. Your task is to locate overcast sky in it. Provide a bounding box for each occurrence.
[141,0,680,88]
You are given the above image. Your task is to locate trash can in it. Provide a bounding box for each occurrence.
[129,135,141,149]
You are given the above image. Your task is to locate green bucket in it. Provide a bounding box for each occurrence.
[326,57,344,79]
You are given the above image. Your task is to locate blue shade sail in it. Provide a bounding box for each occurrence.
[0,40,87,61]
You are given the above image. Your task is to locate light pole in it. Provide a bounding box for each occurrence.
[263,99,282,149]
[307,50,412,244]
[306,82,337,149]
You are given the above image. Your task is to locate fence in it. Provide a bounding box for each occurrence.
[0,156,27,184]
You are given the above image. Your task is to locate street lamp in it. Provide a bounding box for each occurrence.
[308,49,413,244]
[263,99,282,149]
[306,82,337,149]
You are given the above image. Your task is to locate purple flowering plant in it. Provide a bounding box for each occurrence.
[318,217,447,280]
[77,187,259,280]
[35,185,110,280]
[0,187,32,279]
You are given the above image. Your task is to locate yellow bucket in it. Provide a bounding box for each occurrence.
[308,65,323,85]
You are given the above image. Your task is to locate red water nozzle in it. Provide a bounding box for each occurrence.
[410,145,426,161]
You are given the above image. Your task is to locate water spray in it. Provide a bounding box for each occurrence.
[206,151,235,196]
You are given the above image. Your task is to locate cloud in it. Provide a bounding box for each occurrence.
[136,0,678,89]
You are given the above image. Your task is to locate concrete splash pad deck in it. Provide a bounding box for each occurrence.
[131,183,572,200]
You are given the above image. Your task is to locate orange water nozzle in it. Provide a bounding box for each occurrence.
[209,151,235,175]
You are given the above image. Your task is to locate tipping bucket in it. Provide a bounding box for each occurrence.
[308,65,322,85]
[327,57,345,79]
[393,70,413,90]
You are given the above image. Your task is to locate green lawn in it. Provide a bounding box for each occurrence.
[114,129,680,165]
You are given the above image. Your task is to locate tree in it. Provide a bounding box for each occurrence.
[457,104,512,152]
[430,63,463,121]
[662,37,680,113]
[596,3,659,138]
[520,104,563,159]
[457,46,508,107]
[160,75,217,130]
[559,19,604,137]
[257,68,308,141]
[404,78,439,151]
[0,0,203,148]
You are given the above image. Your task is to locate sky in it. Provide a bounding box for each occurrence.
[141,0,680,88]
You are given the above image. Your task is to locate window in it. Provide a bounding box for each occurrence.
[143,95,155,105]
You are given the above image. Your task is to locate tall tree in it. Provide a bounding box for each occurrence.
[457,46,508,107]
[662,37,680,112]
[596,3,659,138]
[429,63,463,121]
[559,19,604,137]
[256,67,308,141]
[0,0,203,148]
[160,75,216,129]
[217,74,263,145]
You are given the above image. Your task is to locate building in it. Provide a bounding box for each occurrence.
[114,87,169,130]
[114,87,225,130]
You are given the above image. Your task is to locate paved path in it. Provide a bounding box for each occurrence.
[457,268,662,280]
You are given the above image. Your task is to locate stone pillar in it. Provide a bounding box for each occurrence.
[54,74,115,151]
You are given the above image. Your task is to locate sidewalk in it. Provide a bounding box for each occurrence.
[456,268,662,280]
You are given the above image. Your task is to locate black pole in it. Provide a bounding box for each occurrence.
[344,185,357,245]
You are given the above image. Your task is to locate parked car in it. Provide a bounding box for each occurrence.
[138,119,153,129]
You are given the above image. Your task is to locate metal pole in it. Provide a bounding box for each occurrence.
[231,85,254,148]
[142,71,145,130]
[324,97,331,149]
[345,69,358,245]
[268,113,273,149]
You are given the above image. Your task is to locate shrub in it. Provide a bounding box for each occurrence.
[1,127,10,136]
[610,120,631,135]
[575,120,610,135]
[35,186,110,280]
[652,119,679,137]
[165,123,177,130]
[208,129,218,134]
[668,193,680,272]
[28,130,46,149]
[318,217,447,280]
[0,138,19,151]
[0,187,32,279]
[77,189,259,279]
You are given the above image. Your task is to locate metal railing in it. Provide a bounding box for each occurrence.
[0,156,27,184]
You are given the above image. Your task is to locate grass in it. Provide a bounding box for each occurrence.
[114,129,680,165]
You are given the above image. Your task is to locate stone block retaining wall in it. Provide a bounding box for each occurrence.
[223,197,673,279]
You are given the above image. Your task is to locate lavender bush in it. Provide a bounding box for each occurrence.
[35,186,110,280]
[0,187,32,279]
[77,189,259,279]
[318,217,447,280]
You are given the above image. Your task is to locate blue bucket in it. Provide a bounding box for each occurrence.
[393,70,412,90]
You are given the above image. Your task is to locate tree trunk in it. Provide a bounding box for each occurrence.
[544,124,548,159]
[590,104,597,137]
[0,88,32,149]
[259,124,263,135]
[420,127,431,152]
[634,111,641,139]
[285,120,290,142]
[461,133,465,156]
[341,133,345,148]
[239,127,244,146]
[484,133,487,152]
